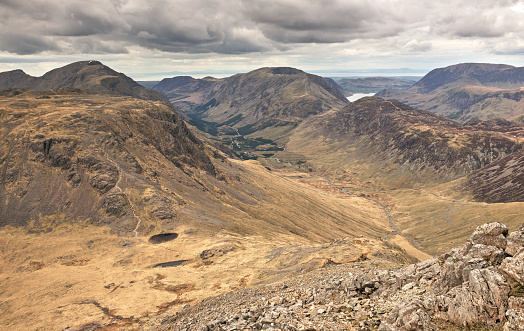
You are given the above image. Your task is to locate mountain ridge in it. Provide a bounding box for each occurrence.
[151,67,349,138]
[376,62,524,122]
[0,61,168,102]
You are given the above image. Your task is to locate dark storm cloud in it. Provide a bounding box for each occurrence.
[0,0,411,55]
[0,0,522,56]
[243,0,406,43]
[0,34,59,55]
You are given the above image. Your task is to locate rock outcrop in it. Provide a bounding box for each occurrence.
[148,222,524,330]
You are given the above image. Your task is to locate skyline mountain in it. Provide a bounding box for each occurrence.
[0,60,168,102]
[377,62,524,123]
[151,67,349,139]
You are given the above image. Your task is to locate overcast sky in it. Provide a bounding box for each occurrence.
[1,0,524,80]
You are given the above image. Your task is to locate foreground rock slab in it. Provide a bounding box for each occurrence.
[131,222,524,331]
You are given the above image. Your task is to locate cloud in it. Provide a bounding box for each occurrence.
[404,39,432,52]
[0,34,59,55]
[0,0,413,55]
[0,0,523,70]
[429,0,524,39]
[243,0,408,43]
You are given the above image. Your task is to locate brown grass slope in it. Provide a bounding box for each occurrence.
[464,149,524,203]
[0,60,168,102]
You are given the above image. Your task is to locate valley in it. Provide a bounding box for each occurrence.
[1,61,524,330]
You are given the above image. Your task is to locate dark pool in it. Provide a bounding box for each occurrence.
[152,260,188,268]
[148,233,178,244]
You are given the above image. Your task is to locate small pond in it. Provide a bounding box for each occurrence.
[148,233,178,244]
[152,260,188,268]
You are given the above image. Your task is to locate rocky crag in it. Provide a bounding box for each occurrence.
[141,222,524,330]
[0,88,221,232]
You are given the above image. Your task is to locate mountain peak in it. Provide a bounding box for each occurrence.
[0,61,168,102]
[269,67,305,75]
[409,62,521,93]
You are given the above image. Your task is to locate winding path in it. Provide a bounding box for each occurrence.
[269,157,427,256]
[105,152,142,238]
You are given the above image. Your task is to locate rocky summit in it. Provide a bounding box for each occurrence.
[139,222,524,331]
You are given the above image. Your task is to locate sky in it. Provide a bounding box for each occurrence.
[1,0,524,80]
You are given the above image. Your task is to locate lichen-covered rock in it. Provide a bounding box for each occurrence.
[436,268,510,325]
[506,224,524,257]
[469,222,509,249]
[379,299,435,331]
[504,297,524,331]
[381,222,521,330]
[501,251,524,287]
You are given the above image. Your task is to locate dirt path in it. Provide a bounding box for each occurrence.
[269,157,432,261]
[104,151,142,238]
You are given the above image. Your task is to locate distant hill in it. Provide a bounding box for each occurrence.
[332,76,415,95]
[0,61,168,102]
[285,97,524,185]
[152,67,349,139]
[376,63,524,122]
[137,80,161,88]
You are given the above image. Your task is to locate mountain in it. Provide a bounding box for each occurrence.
[376,63,524,122]
[152,67,349,138]
[0,88,401,330]
[0,60,168,102]
[333,76,416,94]
[285,97,524,186]
[409,63,522,93]
[0,88,215,231]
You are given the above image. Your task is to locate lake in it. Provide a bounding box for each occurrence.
[347,93,376,102]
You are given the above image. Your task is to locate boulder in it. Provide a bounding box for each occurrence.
[506,224,524,257]
[469,222,508,249]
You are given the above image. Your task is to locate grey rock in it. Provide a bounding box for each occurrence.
[506,224,524,257]
[501,251,524,286]
[469,222,508,249]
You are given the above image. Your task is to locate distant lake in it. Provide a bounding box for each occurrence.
[347,93,376,102]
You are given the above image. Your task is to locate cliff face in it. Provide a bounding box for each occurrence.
[0,61,168,102]
[0,89,217,232]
